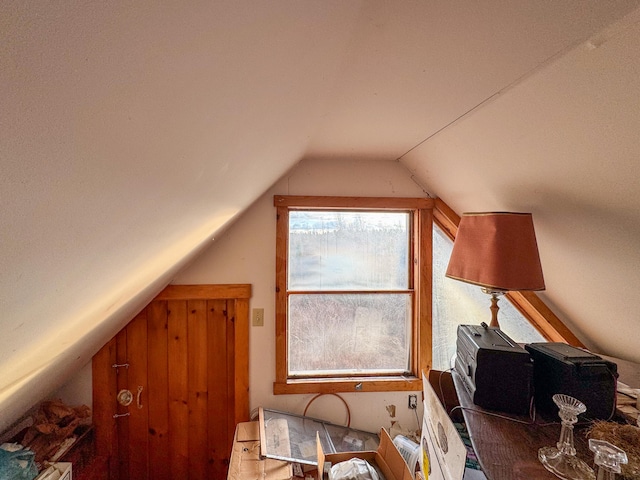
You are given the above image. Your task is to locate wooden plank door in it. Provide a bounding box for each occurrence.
[93,284,251,480]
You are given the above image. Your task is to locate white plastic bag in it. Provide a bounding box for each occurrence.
[330,458,380,480]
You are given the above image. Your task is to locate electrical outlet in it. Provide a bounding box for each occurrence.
[408,394,418,409]
[252,308,264,327]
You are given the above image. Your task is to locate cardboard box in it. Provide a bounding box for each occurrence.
[317,428,413,480]
[420,372,466,480]
[35,462,72,480]
[227,422,292,480]
[420,373,486,480]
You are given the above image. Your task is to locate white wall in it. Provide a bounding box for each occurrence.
[51,361,92,409]
[400,14,640,362]
[172,158,428,434]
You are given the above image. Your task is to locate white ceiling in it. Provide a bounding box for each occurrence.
[2,0,640,431]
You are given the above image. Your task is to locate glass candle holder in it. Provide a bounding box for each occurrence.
[588,439,627,480]
[538,394,595,480]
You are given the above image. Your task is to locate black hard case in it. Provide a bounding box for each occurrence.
[524,342,618,420]
[455,324,533,415]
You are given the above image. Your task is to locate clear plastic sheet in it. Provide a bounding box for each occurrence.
[260,408,379,465]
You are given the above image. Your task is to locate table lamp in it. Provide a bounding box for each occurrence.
[445,212,545,328]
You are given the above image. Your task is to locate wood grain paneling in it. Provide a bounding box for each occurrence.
[188,299,209,480]
[115,331,129,480]
[93,285,251,479]
[208,299,229,479]
[126,311,149,479]
[167,300,189,479]
[147,301,169,480]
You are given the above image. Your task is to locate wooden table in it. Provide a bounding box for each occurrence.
[451,354,640,480]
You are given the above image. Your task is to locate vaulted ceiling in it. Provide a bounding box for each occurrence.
[2,1,640,432]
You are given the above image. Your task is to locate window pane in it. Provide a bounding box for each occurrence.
[288,293,412,376]
[288,211,409,290]
[432,224,546,370]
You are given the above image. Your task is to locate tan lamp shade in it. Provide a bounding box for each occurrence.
[446,212,545,292]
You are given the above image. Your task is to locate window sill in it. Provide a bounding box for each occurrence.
[273,376,421,395]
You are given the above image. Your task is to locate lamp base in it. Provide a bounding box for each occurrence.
[481,288,506,328]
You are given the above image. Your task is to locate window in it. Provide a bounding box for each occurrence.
[274,196,433,394]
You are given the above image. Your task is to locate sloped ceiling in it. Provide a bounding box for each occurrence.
[2,0,640,431]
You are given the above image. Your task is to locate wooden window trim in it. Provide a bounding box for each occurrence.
[433,197,584,347]
[274,196,434,394]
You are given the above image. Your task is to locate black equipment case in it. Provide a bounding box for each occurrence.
[524,342,618,420]
[455,323,533,415]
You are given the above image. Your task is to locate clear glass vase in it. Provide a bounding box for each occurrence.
[538,394,595,480]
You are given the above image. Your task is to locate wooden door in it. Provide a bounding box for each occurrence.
[93,285,251,480]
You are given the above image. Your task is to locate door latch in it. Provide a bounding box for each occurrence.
[117,389,133,406]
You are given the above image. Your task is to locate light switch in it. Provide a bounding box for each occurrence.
[252,308,264,327]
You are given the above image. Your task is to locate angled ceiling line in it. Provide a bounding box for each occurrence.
[393,21,629,163]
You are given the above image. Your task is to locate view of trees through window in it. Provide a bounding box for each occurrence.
[288,293,411,375]
[288,211,409,290]
[287,210,412,376]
